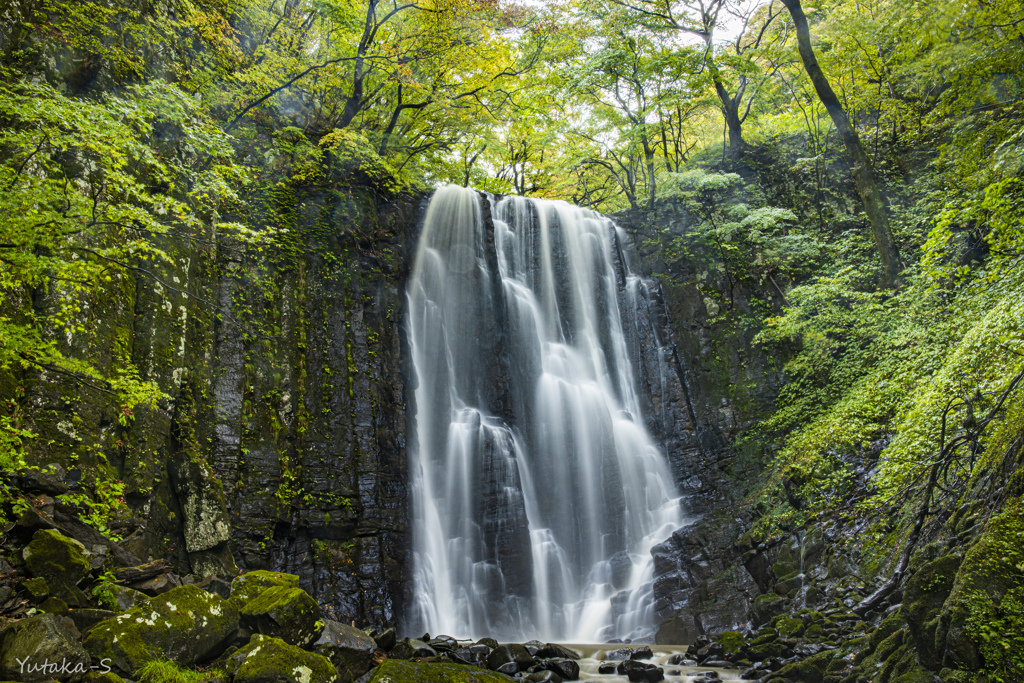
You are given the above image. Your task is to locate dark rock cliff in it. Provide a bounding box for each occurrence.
[13,183,424,630]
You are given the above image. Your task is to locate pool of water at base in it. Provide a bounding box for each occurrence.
[566,645,743,682]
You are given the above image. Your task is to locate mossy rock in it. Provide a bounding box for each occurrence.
[23,530,91,606]
[369,659,515,683]
[239,586,321,648]
[84,673,126,683]
[23,577,49,601]
[870,610,906,650]
[83,585,239,675]
[753,593,784,626]
[777,616,805,638]
[230,571,300,606]
[0,613,92,681]
[746,639,787,661]
[903,554,961,668]
[891,669,938,683]
[714,631,744,654]
[941,502,1024,674]
[771,650,836,683]
[226,635,338,683]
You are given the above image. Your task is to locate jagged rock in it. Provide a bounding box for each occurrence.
[450,644,490,666]
[541,658,579,680]
[23,529,91,605]
[313,620,376,682]
[0,613,91,682]
[428,636,458,653]
[226,635,338,683]
[14,468,69,495]
[615,660,664,682]
[537,644,579,660]
[391,639,437,660]
[239,586,321,647]
[368,658,513,683]
[485,644,535,673]
[230,570,300,605]
[371,627,397,652]
[83,585,238,675]
[169,458,232,554]
[523,640,545,656]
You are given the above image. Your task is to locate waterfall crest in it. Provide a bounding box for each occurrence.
[407,186,684,642]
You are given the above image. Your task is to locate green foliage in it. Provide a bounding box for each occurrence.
[136,659,205,683]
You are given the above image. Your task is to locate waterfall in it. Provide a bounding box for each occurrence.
[407,186,684,642]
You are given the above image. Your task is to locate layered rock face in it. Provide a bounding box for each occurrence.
[13,185,422,629]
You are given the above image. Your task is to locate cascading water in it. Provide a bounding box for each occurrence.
[407,185,685,642]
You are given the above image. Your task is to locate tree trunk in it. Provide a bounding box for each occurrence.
[708,59,744,162]
[780,0,902,288]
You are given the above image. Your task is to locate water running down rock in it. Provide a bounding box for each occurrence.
[407,186,687,642]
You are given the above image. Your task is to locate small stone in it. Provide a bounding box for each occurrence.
[598,663,616,674]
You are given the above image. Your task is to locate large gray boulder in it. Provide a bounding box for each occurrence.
[312,620,376,683]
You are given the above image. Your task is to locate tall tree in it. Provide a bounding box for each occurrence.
[779,0,902,287]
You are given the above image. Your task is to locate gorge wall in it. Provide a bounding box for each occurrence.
[7,176,776,638]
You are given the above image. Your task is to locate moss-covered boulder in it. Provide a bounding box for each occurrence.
[940,503,1024,675]
[391,639,437,660]
[226,635,337,683]
[903,554,961,668]
[369,659,517,683]
[312,620,375,682]
[239,586,321,647]
[0,613,92,682]
[83,585,239,675]
[770,650,836,683]
[23,529,91,606]
[230,571,300,606]
[752,593,784,626]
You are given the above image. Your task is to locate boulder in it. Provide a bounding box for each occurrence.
[616,660,664,682]
[226,635,338,683]
[83,585,239,675]
[109,585,149,611]
[23,529,91,605]
[525,672,561,683]
[449,646,488,667]
[536,644,579,660]
[541,658,579,680]
[368,659,514,683]
[371,627,396,652]
[0,613,91,682]
[476,638,498,649]
[429,636,458,653]
[770,650,836,683]
[629,647,654,661]
[239,586,321,648]
[230,571,300,605]
[391,639,437,660]
[598,662,616,674]
[604,648,633,661]
[313,620,376,682]
[485,644,535,673]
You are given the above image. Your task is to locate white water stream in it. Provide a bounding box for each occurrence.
[407,186,684,642]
